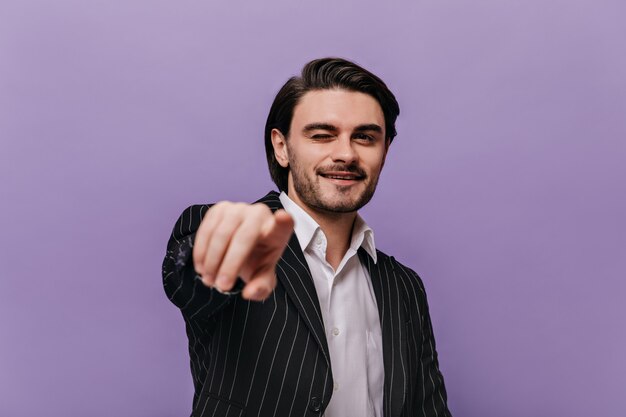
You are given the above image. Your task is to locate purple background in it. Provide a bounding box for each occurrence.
[1,0,625,416]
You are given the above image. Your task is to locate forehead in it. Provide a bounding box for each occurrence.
[291,89,385,130]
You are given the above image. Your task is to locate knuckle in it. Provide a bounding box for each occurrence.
[237,223,260,240]
[211,201,229,212]
[253,203,270,213]
[225,202,249,219]
[215,274,236,291]
[229,202,246,214]
[211,227,231,242]
[217,269,235,281]
[251,203,270,217]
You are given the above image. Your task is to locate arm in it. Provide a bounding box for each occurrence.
[162,202,294,319]
[395,262,452,416]
[414,286,452,417]
[162,205,239,320]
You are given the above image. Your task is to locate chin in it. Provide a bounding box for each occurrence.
[318,191,374,213]
[290,172,378,213]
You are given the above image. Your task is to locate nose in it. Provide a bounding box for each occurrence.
[330,135,358,164]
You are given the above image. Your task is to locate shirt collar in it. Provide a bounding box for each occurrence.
[279,191,377,264]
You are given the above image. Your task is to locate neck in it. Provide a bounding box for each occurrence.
[286,190,356,270]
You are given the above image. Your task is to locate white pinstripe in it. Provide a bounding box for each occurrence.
[388,260,408,412]
[167,274,186,301]
[320,360,330,413]
[395,265,424,416]
[287,330,310,417]
[283,244,326,327]
[198,391,212,417]
[384,261,395,417]
[180,278,200,311]
[217,297,239,394]
[228,299,250,398]
[224,299,251,417]
[208,314,225,393]
[395,261,448,415]
[305,347,320,417]
[397,262,429,415]
[271,302,300,417]
[256,290,290,417]
[275,261,329,365]
[189,291,234,320]
[244,290,279,406]
[186,318,207,388]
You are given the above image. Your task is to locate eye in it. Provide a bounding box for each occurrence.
[353,133,375,142]
[311,134,333,140]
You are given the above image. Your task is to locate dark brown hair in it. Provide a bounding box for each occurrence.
[264,57,400,192]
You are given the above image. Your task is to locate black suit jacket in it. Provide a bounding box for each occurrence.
[162,191,451,417]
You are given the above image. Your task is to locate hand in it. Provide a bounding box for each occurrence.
[192,202,294,301]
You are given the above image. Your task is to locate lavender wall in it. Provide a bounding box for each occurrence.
[1,0,625,416]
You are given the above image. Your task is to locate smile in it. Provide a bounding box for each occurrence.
[319,171,365,185]
[319,171,364,179]
[322,174,360,180]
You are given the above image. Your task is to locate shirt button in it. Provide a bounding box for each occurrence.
[332,327,340,336]
[309,397,322,413]
[334,382,339,391]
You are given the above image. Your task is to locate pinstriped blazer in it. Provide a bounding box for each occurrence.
[162,191,451,417]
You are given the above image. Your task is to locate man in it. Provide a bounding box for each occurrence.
[162,58,451,417]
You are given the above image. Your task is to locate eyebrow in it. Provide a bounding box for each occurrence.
[353,124,383,134]
[302,123,383,133]
[303,123,338,132]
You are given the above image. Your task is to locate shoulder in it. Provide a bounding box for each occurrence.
[165,204,212,253]
[171,204,212,237]
[374,249,436,326]
[253,190,282,211]
[375,249,429,299]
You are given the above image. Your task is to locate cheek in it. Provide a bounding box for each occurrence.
[299,153,326,171]
[290,153,318,176]
[363,151,386,172]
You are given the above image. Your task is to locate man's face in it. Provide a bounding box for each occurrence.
[272,89,390,214]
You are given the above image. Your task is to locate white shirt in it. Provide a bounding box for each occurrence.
[279,192,384,417]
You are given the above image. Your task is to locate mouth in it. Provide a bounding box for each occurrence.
[319,171,365,185]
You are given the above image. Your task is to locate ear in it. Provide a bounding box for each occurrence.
[271,128,289,168]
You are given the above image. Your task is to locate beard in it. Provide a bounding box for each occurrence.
[287,147,382,214]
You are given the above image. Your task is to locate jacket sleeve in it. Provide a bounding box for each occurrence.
[415,281,452,417]
[396,262,452,417]
[161,204,242,321]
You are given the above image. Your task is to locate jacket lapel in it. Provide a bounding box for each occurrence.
[258,191,407,415]
[257,191,331,367]
[359,248,408,417]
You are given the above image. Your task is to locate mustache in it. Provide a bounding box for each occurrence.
[317,164,367,178]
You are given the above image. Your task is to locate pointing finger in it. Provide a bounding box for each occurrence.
[263,209,294,245]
